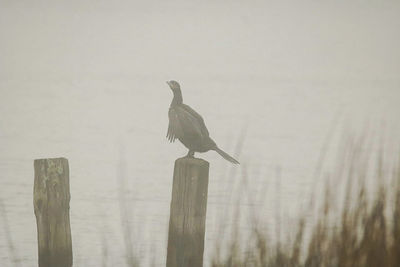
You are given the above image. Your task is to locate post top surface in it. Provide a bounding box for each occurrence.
[34,157,68,162]
[175,157,209,167]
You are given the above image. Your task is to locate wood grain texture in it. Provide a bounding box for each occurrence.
[167,157,209,267]
[33,158,72,267]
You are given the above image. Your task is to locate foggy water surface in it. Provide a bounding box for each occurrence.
[1,78,399,266]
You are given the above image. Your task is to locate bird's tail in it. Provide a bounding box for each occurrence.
[214,147,240,164]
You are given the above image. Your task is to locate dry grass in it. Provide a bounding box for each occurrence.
[211,137,400,267]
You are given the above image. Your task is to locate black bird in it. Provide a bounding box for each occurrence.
[166,80,239,164]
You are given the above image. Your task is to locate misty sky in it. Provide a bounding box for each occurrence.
[1,0,399,82]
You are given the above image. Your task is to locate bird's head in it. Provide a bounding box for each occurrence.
[166,80,181,92]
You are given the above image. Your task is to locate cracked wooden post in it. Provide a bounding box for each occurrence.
[166,157,209,267]
[33,158,72,267]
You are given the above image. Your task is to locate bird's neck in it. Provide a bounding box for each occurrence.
[171,90,183,106]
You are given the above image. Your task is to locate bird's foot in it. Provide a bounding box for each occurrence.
[186,150,195,158]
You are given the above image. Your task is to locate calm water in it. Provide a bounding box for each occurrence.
[0,77,399,266]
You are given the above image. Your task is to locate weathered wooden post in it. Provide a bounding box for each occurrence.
[33,158,72,267]
[166,157,209,267]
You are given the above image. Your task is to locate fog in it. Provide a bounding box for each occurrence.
[1,1,399,266]
[2,1,400,80]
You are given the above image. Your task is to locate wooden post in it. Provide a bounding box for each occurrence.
[33,158,72,267]
[166,157,210,267]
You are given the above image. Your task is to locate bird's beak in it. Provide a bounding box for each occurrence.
[166,81,170,86]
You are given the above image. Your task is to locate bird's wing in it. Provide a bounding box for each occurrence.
[167,108,183,142]
[167,104,210,143]
[180,104,210,137]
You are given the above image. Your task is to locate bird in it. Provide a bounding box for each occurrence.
[166,80,239,164]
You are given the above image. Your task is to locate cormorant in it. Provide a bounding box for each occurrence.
[166,80,239,164]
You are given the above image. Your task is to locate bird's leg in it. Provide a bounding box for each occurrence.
[186,150,195,158]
